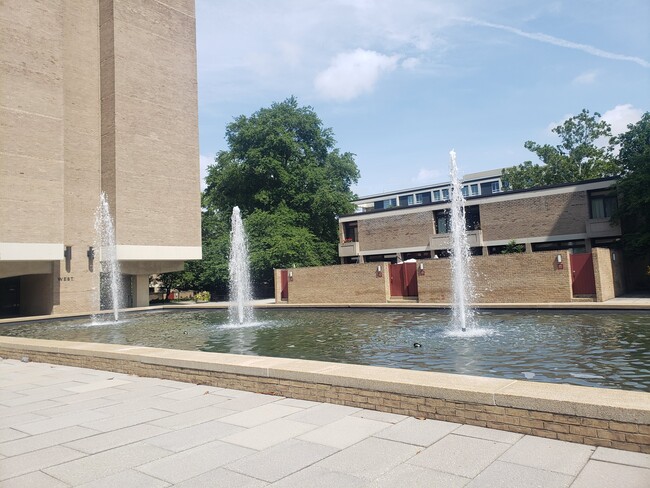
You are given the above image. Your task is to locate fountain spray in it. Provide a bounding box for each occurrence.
[228,206,254,324]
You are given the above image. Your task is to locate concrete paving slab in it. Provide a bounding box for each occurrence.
[273,397,321,409]
[0,412,48,430]
[158,384,223,400]
[499,435,594,476]
[373,417,460,447]
[136,439,255,484]
[297,416,392,449]
[0,425,98,457]
[81,407,170,432]
[14,409,110,435]
[453,424,524,444]
[591,446,650,468]
[226,438,338,482]
[63,423,170,454]
[42,441,173,486]
[352,409,408,424]
[221,418,317,451]
[220,403,303,428]
[570,460,650,488]
[172,467,268,487]
[217,392,284,411]
[0,470,70,488]
[64,378,132,393]
[368,463,470,488]
[315,437,421,480]
[269,465,368,488]
[465,460,573,488]
[74,469,171,488]
[0,445,86,481]
[143,419,245,452]
[0,428,27,443]
[284,403,361,426]
[408,434,511,478]
[148,404,238,430]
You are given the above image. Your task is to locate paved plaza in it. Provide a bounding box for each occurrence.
[0,359,648,487]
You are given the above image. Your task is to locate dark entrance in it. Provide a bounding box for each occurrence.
[280,270,289,300]
[0,277,20,318]
[570,253,596,296]
[389,263,418,297]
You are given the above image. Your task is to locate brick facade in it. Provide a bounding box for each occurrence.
[357,212,434,252]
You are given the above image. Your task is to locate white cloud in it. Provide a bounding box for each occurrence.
[314,49,400,101]
[458,17,650,68]
[601,104,643,135]
[572,71,597,85]
[412,168,441,183]
[402,57,421,70]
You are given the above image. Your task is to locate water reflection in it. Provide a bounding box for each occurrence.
[1,309,648,391]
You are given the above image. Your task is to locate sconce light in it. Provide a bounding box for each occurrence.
[557,254,562,263]
[376,265,382,278]
[87,246,95,260]
[612,252,616,261]
[418,262,425,276]
[288,271,293,282]
[64,246,72,260]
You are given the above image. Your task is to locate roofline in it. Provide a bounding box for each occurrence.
[340,176,618,219]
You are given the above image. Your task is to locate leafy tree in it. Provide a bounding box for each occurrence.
[198,97,359,293]
[501,240,525,254]
[612,112,650,256]
[502,109,619,190]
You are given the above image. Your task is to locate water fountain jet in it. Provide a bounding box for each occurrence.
[229,206,254,324]
[94,193,122,321]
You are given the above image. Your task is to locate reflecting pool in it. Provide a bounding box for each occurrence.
[1,309,648,391]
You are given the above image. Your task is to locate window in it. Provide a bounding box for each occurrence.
[470,184,479,196]
[461,186,468,197]
[465,205,481,231]
[416,192,431,204]
[399,195,414,206]
[433,190,441,202]
[491,181,500,193]
[442,189,449,200]
[589,190,617,219]
[343,221,358,242]
[383,198,397,209]
[434,209,450,234]
[532,240,586,253]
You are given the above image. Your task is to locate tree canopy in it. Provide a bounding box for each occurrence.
[612,112,650,256]
[191,97,359,294]
[502,109,619,190]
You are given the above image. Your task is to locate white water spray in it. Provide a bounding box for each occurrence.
[228,207,254,324]
[449,150,475,332]
[94,193,122,321]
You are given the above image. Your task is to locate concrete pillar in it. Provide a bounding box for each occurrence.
[132,274,150,307]
[525,242,533,253]
[358,255,365,264]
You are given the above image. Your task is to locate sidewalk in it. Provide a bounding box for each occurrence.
[1,360,648,487]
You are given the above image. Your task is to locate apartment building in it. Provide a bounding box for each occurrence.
[0,0,201,317]
[338,175,621,264]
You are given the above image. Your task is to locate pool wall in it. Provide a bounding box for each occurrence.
[1,336,648,453]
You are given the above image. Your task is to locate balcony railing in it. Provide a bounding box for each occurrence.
[338,241,360,257]
[586,218,621,238]
[429,230,483,251]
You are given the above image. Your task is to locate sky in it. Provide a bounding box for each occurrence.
[195,0,650,197]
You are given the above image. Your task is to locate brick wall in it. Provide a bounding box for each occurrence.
[592,247,626,301]
[480,192,588,241]
[417,251,573,303]
[282,262,390,304]
[358,211,434,252]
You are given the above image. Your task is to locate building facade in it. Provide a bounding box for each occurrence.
[339,176,621,264]
[0,0,201,317]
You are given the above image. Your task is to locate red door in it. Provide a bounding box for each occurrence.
[280,270,288,300]
[390,263,418,297]
[570,253,596,295]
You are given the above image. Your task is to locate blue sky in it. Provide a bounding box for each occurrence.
[195,0,649,197]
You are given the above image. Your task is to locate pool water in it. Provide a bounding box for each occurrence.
[2,308,649,391]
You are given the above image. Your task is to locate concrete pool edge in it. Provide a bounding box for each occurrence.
[1,336,648,453]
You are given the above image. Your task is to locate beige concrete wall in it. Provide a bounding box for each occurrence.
[100,0,201,249]
[480,192,588,241]
[357,211,434,252]
[0,0,65,245]
[418,251,573,303]
[283,262,390,304]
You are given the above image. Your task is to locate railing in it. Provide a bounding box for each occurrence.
[586,218,621,238]
[338,241,360,257]
[429,230,483,250]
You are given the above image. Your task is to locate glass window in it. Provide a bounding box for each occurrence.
[470,184,479,196]
[434,209,450,234]
[442,189,449,200]
[465,205,481,231]
[415,192,431,204]
[461,186,468,197]
[383,198,397,209]
[433,190,440,201]
[343,221,358,242]
[589,190,617,219]
[491,181,500,193]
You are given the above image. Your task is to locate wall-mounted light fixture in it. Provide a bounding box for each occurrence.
[376,265,382,278]
[556,253,564,270]
[87,246,95,260]
[418,262,425,276]
[557,254,562,263]
[288,271,293,281]
[612,252,616,262]
[64,246,72,260]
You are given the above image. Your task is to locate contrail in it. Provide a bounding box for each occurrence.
[458,17,650,68]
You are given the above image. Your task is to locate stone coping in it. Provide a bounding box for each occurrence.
[0,336,648,425]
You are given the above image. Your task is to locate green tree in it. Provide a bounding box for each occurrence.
[502,109,619,190]
[613,112,650,256]
[199,97,359,292]
[501,240,525,254]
